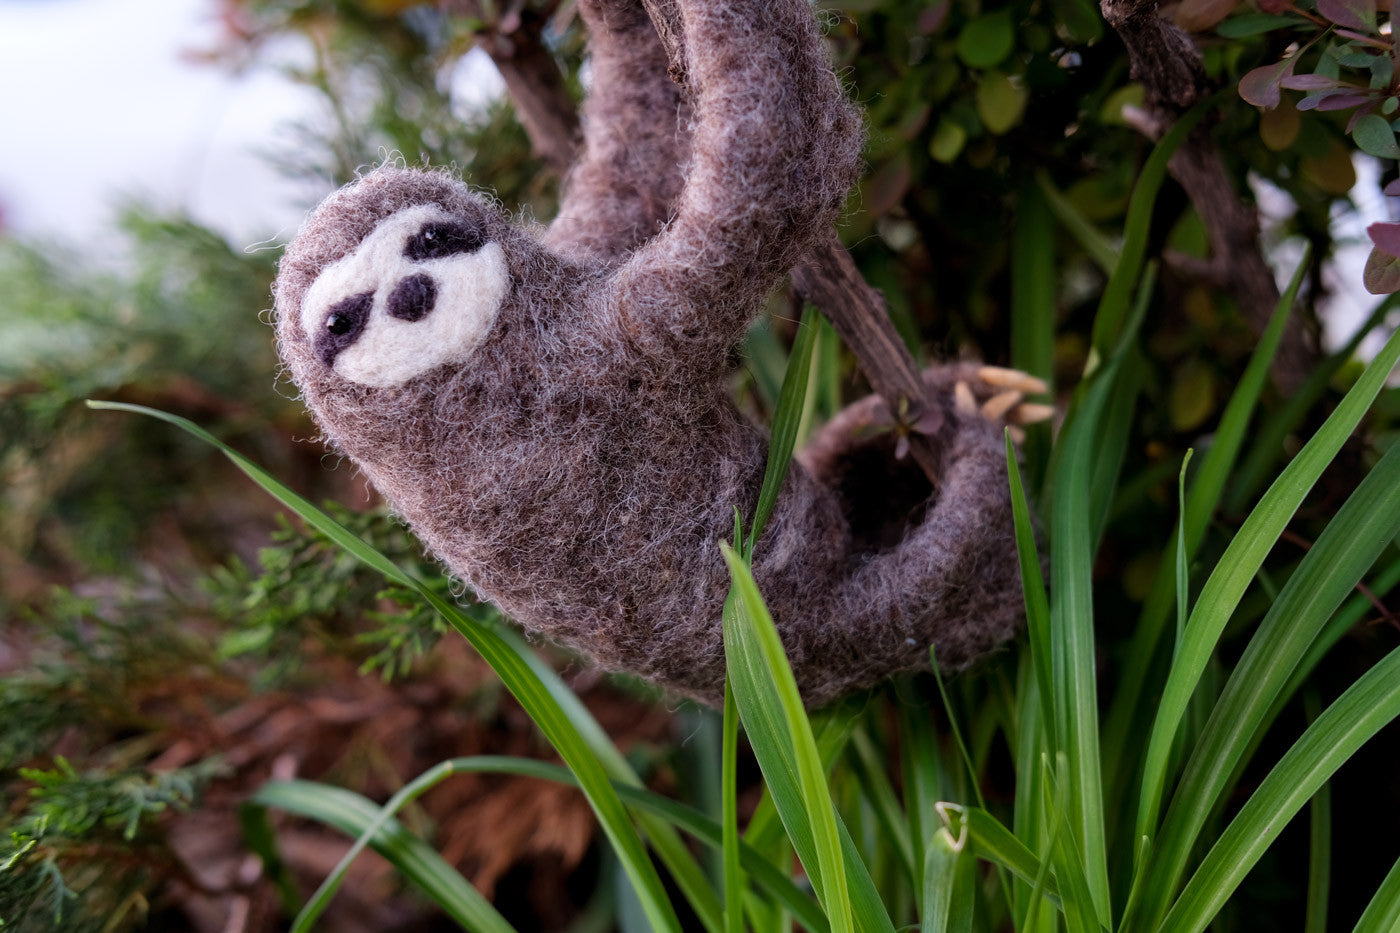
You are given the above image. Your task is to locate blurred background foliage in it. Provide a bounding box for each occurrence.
[2,0,1398,929]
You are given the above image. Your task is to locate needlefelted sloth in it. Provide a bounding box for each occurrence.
[274,0,1038,708]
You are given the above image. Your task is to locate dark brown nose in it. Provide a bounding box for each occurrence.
[387,273,437,322]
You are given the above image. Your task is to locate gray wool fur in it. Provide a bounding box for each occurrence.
[273,0,1025,708]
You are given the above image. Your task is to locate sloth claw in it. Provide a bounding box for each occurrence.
[1010,402,1055,425]
[981,390,1022,421]
[955,380,978,416]
[977,365,1049,396]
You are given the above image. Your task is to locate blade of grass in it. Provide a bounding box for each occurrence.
[264,756,831,932]
[922,811,975,933]
[848,727,916,887]
[1226,291,1400,515]
[722,544,858,933]
[1039,755,1105,933]
[1134,389,1400,930]
[898,685,945,915]
[250,780,516,933]
[1008,432,1054,743]
[1175,450,1194,651]
[747,307,818,556]
[1045,346,1139,928]
[953,804,1059,901]
[1101,251,1305,817]
[88,400,685,933]
[722,682,744,933]
[1158,642,1400,933]
[1352,851,1400,933]
[1036,172,1120,275]
[1089,104,1205,355]
[1304,692,1331,933]
[1129,322,1400,863]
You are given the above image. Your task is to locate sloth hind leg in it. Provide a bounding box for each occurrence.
[790,364,1040,707]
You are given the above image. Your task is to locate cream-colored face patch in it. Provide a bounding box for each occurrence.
[301,204,509,388]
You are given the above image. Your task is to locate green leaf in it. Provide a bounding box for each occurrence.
[976,71,1028,135]
[1160,644,1400,933]
[251,780,515,933]
[921,811,976,933]
[1216,12,1301,36]
[1128,323,1400,929]
[721,544,861,933]
[721,684,744,933]
[748,308,818,555]
[1353,113,1400,158]
[956,11,1015,69]
[1353,851,1400,933]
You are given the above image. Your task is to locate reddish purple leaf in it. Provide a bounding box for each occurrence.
[1240,58,1297,109]
[1280,74,1346,90]
[1335,27,1380,41]
[1368,222,1400,258]
[1310,92,1373,111]
[1318,0,1376,33]
[1364,244,1400,294]
[1384,178,1400,196]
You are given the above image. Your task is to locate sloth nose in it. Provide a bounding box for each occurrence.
[387,273,437,322]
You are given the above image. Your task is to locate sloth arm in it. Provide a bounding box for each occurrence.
[601,0,863,371]
[543,0,690,265]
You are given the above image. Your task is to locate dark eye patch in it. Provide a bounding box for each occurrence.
[405,220,485,262]
[314,291,373,367]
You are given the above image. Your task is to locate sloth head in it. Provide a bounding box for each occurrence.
[275,167,518,394]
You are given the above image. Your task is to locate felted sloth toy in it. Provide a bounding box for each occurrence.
[274,0,1039,708]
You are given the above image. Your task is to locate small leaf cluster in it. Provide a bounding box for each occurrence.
[1227,0,1400,292]
[0,758,221,932]
[207,504,494,683]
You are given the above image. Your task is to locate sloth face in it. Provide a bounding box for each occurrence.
[299,204,510,388]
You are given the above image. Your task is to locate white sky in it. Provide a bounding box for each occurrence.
[0,0,329,247]
[0,0,503,252]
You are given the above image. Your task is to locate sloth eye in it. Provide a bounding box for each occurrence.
[405,220,485,261]
[326,313,355,335]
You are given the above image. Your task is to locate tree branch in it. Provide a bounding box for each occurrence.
[1105,0,1316,391]
[441,0,580,179]
[639,0,949,481]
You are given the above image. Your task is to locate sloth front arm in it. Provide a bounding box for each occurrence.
[602,0,863,373]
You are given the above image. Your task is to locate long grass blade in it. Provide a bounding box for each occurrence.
[1100,250,1305,817]
[1226,291,1399,515]
[1353,851,1400,933]
[1130,323,1400,863]
[1159,643,1400,933]
[1133,370,1400,929]
[88,401,685,933]
[1089,104,1205,354]
[251,780,515,933]
[747,308,818,556]
[1304,694,1331,933]
[722,544,858,933]
[722,682,745,933]
[1007,432,1054,742]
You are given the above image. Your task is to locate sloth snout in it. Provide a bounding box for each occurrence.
[387,273,437,322]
